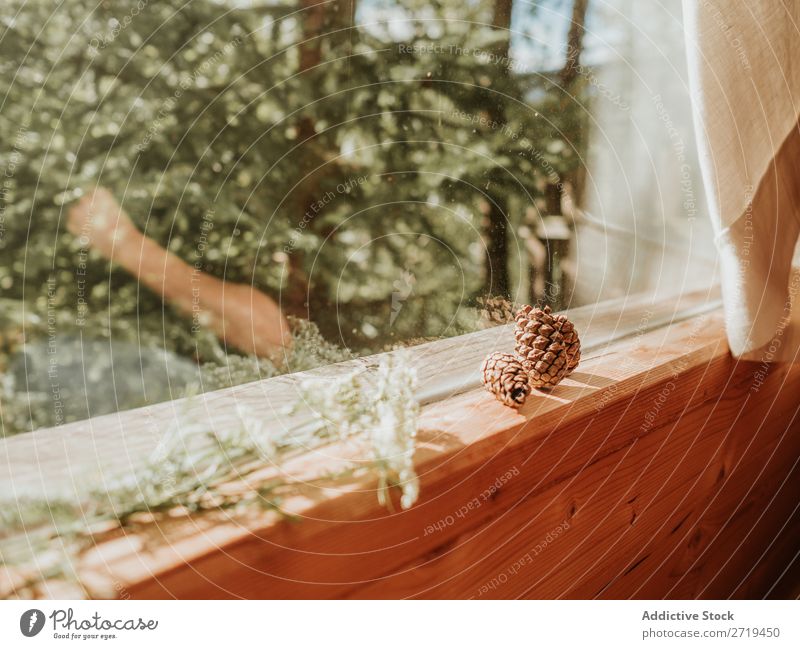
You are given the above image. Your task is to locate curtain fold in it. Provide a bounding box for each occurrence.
[683,0,800,360]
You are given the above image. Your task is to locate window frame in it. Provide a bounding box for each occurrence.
[0,286,742,598]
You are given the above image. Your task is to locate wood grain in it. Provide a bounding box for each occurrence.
[4,287,798,599]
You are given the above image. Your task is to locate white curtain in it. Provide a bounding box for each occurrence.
[683,0,800,361]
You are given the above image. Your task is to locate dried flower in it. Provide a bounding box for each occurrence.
[0,358,421,596]
[297,352,420,509]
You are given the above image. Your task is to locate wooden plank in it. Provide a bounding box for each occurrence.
[346,361,800,599]
[2,303,735,598]
[0,287,719,498]
[126,313,798,599]
[599,392,800,598]
[7,288,796,600]
[747,507,800,599]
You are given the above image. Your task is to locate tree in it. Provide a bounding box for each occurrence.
[483,0,514,297]
[0,0,586,370]
[560,0,590,88]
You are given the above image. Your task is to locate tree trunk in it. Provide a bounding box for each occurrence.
[560,0,590,88]
[285,0,357,317]
[559,0,590,209]
[483,0,513,297]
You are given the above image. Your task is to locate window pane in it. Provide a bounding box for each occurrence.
[0,0,713,435]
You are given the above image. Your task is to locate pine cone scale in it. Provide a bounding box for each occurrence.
[480,352,531,409]
[514,305,581,389]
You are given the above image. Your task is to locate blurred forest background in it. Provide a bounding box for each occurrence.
[0,0,711,434]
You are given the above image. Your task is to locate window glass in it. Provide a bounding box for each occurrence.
[0,0,713,435]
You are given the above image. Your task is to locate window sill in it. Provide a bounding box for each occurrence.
[2,286,799,599]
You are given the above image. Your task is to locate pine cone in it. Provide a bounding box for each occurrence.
[514,304,581,389]
[480,352,531,408]
[476,295,517,328]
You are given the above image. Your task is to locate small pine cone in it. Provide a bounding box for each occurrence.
[476,295,517,328]
[481,352,531,408]
[514,304,581,389]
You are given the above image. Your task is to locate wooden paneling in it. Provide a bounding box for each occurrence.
[2,290,798,599]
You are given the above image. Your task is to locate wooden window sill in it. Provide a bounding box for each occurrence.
[2,287,799,599]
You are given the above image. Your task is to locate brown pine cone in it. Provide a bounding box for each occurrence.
[480,352,531,408]
[514,304,581,389]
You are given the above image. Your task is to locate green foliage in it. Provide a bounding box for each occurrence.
[0,0,587,432]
